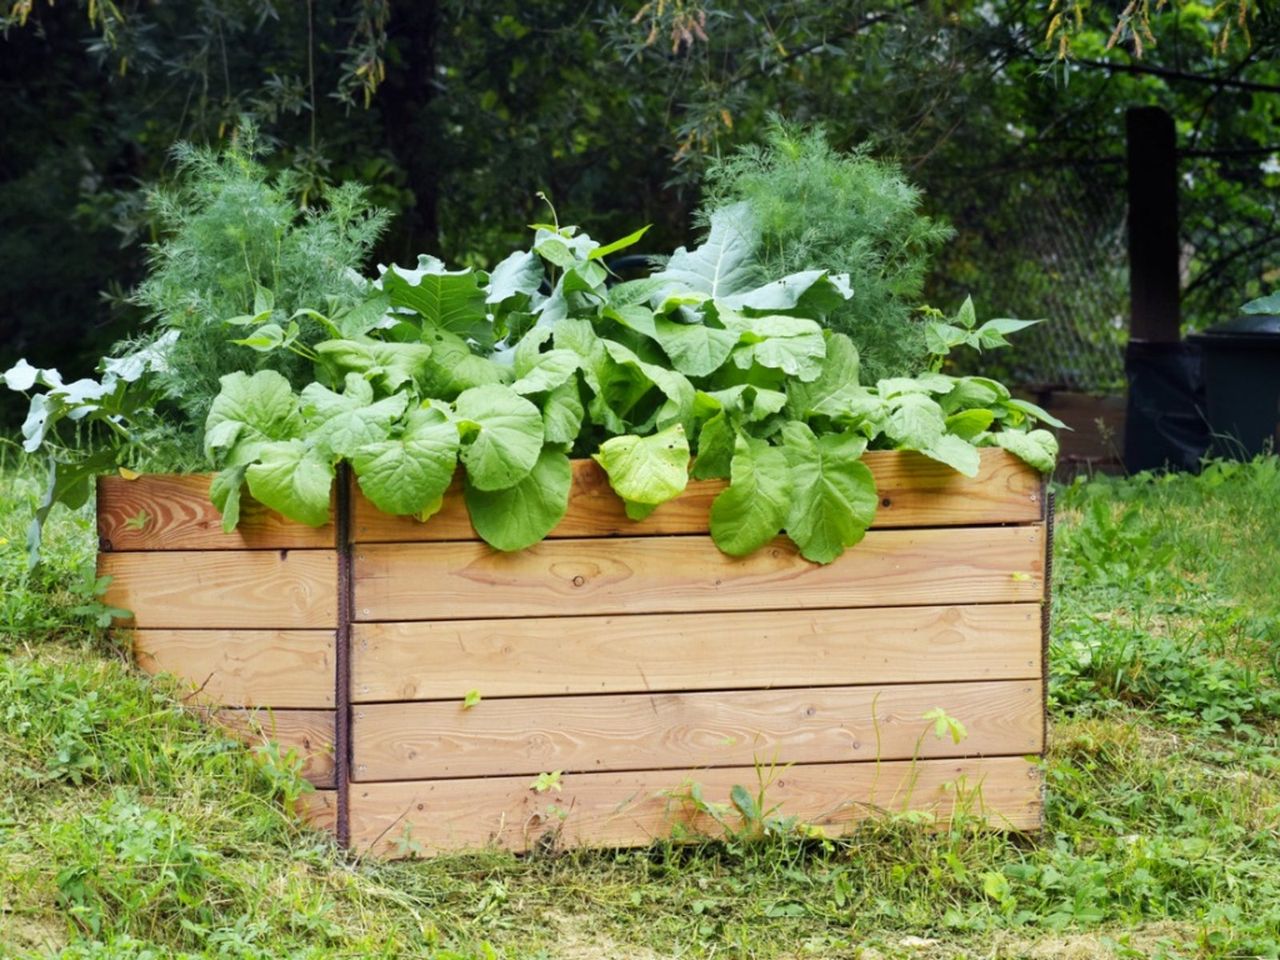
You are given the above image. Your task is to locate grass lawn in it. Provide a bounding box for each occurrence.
[2,445,1279,959]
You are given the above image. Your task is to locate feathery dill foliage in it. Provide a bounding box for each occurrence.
[698,121,953,382]
[133,138,389,431]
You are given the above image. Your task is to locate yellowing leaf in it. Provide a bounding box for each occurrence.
[118,466,141,480]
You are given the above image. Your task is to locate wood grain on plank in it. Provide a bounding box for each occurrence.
[97,474,334,551]
[100,550,338,629]
[133,629,335,708]
[296,789,337,833]
[351,680,1043,782]
[204,707,336,788]
[353,526,1045,622]
[351,604,1042,703]
[351,448,1042,543]
[349,756,1042,856]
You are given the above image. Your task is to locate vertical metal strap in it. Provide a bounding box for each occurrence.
[334,463,353,848]
[1040,484,1056,826]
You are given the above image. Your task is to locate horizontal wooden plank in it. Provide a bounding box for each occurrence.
[97,474,334,551]
[351,448,1042,543]
[100,550,338,629]
[351,680,1043,782]
[353,526,1045,622]
[349,756,1043,856]
[295,789,338,833]
[352,604,1042,703]
[134,629,335,708]
[205,707,335,788]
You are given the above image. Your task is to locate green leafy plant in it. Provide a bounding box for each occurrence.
[197,203,1059,563]
[695,119,954,383]
[7,150,1059,565]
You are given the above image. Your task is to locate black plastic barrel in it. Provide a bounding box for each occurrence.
[1187,315,1280,459]
[1123,340,1210,473]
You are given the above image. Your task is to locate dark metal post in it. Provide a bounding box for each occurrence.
[1126,106,1181,342]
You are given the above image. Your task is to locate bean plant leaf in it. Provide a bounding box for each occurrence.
[465,446,572,551]
[945,408,995,441]
[300,373,409,461]
[352,406,461,516]
[986,428,1059,473]
[1003,397,1069,430]
[244,440,334,527]
[204,370,302,464]
[453,384,545,491]
[710,436,792,556]
[782,422,878,564]
[592,424,690,506]
[650,201,758,299]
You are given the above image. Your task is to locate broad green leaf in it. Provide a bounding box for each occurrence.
[1003,397,1069,430]
[785,333,860,419]
[301,373,408,461]
[601,339,696,432]
[607,277,667,308]
[884,393,946,449]
[245,440,334,527]
[940,377,1004,412]
[540,379,585,445]
[925,321,973,355]
[588,224,651,261]
[454,384,545,491]
[379,255,491,346]
[987,428,1059,473]
[352,406,460,516]
[592,424,690,506]
[603,303,659,338]
[650,201,758,299]
[782,422,877,564]
[314,338,433,394]
[209,466,246,533]
[465,446,572,551]
[710,436,792,556]
[486,249,543,305]
[725,312,826,381]
[624,499,659,521]
[510,349,579,395]
[419,325,508,398]
[204,370,302,464]
[534,236,578,268]
[945,408,995,441]
[718,269,853,314]
[921,433,982,477]
[876,373,954,398]
[651,315,738,377]
[230,322,285,352]
[692,411,735,480]
[955,296,977,329]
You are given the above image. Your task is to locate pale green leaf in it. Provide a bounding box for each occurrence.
[352,406,460,516]
[921,433,982,477]
[209,466,246,534]
[465,446,572,551]
[314,338,433,394]
[380,255,491,346]
[592,424,690,506]
[301,373,408,461]
[987,428,1059,473]
[650,201,758,299]
[204,370,302,464]
[454,384,545,491]
[785,333,860,419]
[245,440,334,527]
[710,436,792,556]
[782,422,877,564]
[692,411,735,480]
[541,380,585,445]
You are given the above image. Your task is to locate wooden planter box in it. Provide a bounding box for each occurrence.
[98,448,1050,857]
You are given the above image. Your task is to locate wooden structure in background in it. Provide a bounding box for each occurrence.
[98,448,1051,857]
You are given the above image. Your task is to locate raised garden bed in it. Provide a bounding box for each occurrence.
[98,447,1050,857]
